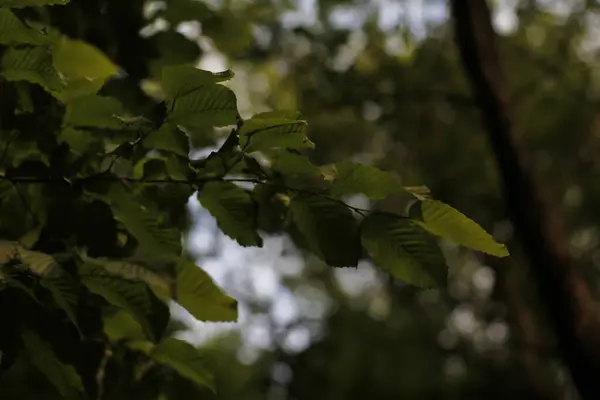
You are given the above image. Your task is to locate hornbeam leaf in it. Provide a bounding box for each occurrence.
[52,37,118,81]
[0,8,45,45]
[410,199,509,257]
[63,95,124,129]
[41,272,82,335]
[327,161,401,199]
[1,46,61,91]
[238,111,313,152]
[108,183,182,256]
[167,83,238,128]
[162,65,234,99]
[361,212,447,288]
[0,0,70,7]
[289,193,360,267]
[21,331,83,398]
[175,259,238,322]
[81,267,169,342]
[128,338,214,391]
[197,181,262,247]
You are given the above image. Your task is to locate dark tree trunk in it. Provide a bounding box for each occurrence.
[450,1,600,398]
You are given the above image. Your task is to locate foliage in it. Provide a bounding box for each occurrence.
[0,1,508,398]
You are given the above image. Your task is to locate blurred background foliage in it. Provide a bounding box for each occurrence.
[7,0,600,398]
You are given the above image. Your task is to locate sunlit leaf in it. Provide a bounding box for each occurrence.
[197,181,262,247]
[0,241,59,276]
[361,212,447,288]
[289,193,360,267]
[175,259,237,322]
[410,199,509,257]
[52,36,117,79]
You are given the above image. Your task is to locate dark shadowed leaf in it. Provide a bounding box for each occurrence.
[361,212,447,288]
[289,193,360,267]
[162,65,234,99]
[108,183,182,256]
[167,84,238,128]
[1,46,61,91]
[129,338,215,391]
[145,123,190,157]
[0,0,70,6]
[40,272,82,335]
[80,266,168,342]
[63,95,124,129]
[327,161,402,199]
[197,181,262,247]
[21,331,83,398]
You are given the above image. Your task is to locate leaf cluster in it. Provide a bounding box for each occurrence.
[0,1,508,398]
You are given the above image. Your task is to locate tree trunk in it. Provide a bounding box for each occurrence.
[450,1,600,398]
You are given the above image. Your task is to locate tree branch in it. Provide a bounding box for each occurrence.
[451,1,600,398]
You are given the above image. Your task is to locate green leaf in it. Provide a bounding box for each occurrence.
[327,161,401,199]
[21,331,83,398]
[18,225,42,248]
[57,127,95,155]
[175,259,237,322]
[197,181,262,247]
[167,84,238,128]
[52,36,118,81]
[404,186,431,200]
[103,310,146,342]
[81,266,168,342]
[0,0,70,7]
[289,193,360,267]
[62,95,124,129]
[252,183,287,233]
[108,183,182,256]
[0,8,44,45]
[132,338,214,391]
[361,213,447,288]
[145,123,190,157]
[238,111,314,152]
[410,199,509,257]
[162,65,234,99]
[271,151,327,190]
[3,273,38,301]
[40,272,82,335]
[53,77,105,103]
[0,241,59,276]
[1,46,62,91]
[78,252,172,297]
